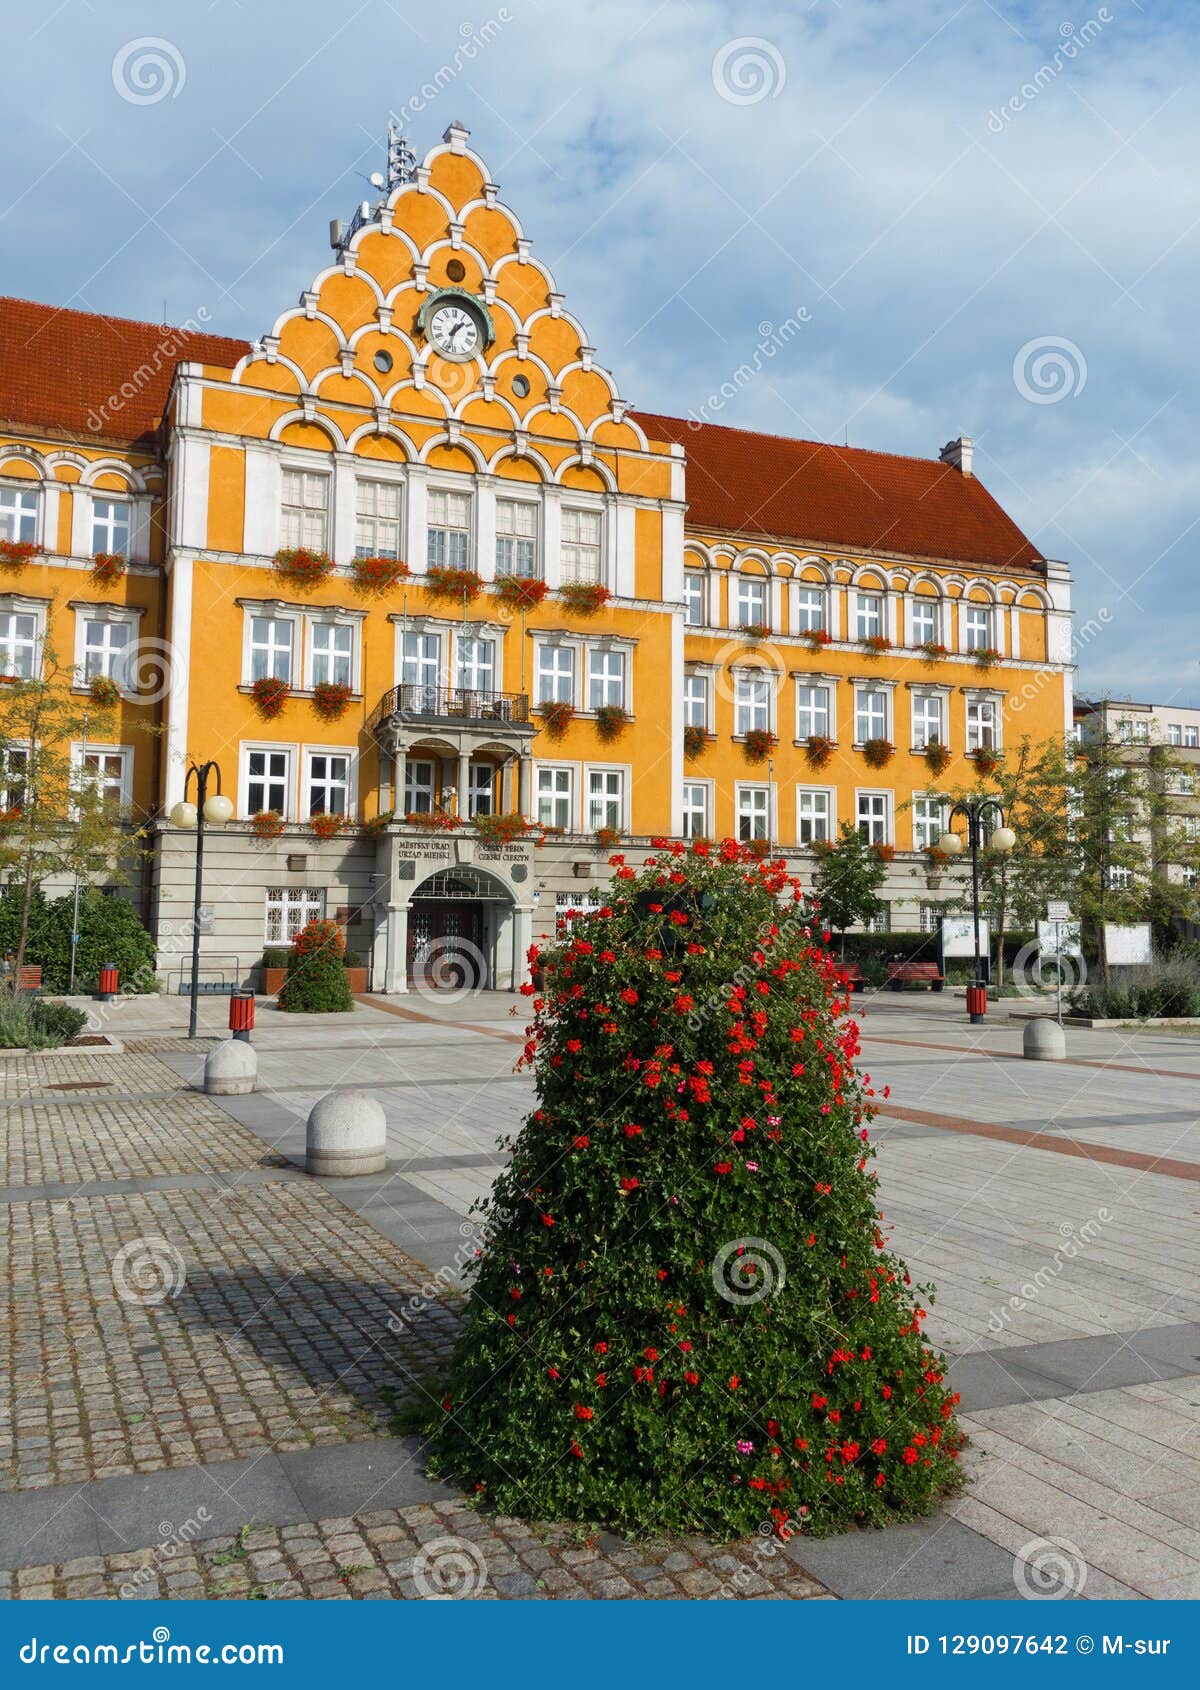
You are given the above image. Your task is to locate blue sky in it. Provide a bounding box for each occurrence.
[6,0,1196,702]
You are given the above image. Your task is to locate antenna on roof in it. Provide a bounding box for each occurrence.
[386,117,416,192]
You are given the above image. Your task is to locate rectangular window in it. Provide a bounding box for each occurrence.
[735,674,770,736]
[264,886,324,945]
[683,672,709,729]
[310,621,353,688]
[0,484,38,545]
[90,498,131,557]
[0,611,40,679]
[401,631,442,709]
[495,499,539,577]
[587,768,624,831]
[913,795,948,852]
[855,686,888,744]
[427,489,471,569]
[683,571,705,627]
[794,586,825,633]
[1182,816,1199,843]
[1133,720,1149,742]
[1169,724,1182,745]
[1186,726,1199,749]
[796,683,830,741]
[964,604,993,651]
[536,766,572,830]
[76,749,130,814]
[246,748,291,815]
[306,751,351,817]
[920,903,940,932]
[0,745,28,811]
[855,593,883,639]
[911,597,939,646]
[797,789,832,845]
[535,643,574,704]
[280,470,328,552]
[737,785,770,842]
[735,576,767,629]
[588,648,625,711]
[866,905,891,933]
[355,479,403,559]
[457,636,495,695]
[81,619,132,688]
[911,690,945,749]
[249,616,293,684]
[681,782,709,839]
[469,763,495,818]
[857,792,888,845]
[966,697,999,751]
[403,758,435,815]
[561,507,602,583]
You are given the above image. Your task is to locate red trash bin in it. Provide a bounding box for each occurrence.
[966,983,987,1024]
[229,990,255,1042]
[97,963,119,1002]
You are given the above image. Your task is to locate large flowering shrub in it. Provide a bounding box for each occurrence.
[426,839,963,1538]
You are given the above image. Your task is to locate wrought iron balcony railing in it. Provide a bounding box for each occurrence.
[369,683,531,734]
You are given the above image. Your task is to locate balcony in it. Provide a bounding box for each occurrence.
[369,683,531,734]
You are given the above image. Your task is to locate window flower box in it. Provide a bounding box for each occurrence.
[0,539,44,569]
[558,581,611,616]
[741,727,778,762]
[805,733,835,768]
[537,699,574,738]
[360,811,393,839]
[90,552,127,587]
[593,825,623,851]
[404,810,460,831]
[88,675,122,707]
[861,634,893,656]
[350,554,409,594]
[593,703,628,741]
[312,681,353,721]
[923,739,951,775]
[250,810,286,841]
[251,675,290,719]
[738,622,771,641]
[971,746,1002,777]
[861,737,895,768]
[803,627,832,650]
[683,723,707,759]
[272,547,334,587]
[309,811,346,840]
[873,842,896,863]
[918,640,949,661]
[494,575,551,611]
[473,811,529,845]
[745,837,772,859]
[425,565,482,601]
[972,647,1003,668]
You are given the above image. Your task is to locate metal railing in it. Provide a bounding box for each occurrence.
[369,684,531,733]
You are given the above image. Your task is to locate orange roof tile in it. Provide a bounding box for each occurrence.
[634,411,1044,573]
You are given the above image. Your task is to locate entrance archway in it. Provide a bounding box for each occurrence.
[407,865,514,990]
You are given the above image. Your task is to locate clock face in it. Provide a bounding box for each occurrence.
[428,302,481,360]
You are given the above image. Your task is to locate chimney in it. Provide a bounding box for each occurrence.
[939,436,974,476]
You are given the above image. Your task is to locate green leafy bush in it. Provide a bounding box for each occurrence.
[278,919,353,1014]
[261,947,292,970]
[0,889,156,992]
[1072,957,1200,1020]
[425,839,963,1538]
[0,992,88,1049]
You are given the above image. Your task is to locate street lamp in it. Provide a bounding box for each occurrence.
[937,797,1014,1023]
[169,762,233,1038]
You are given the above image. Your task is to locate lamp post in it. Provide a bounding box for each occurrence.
[937,797,1015,1023]
[168,763,233,1038]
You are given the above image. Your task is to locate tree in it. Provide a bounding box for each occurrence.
[0,644,138,983]
[425,840,964,1538]
[811,822,886,952]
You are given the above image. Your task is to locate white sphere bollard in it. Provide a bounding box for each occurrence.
[204,1039,258,1096]
[1023,1017,1067,1062]
[306,1090,387,1177]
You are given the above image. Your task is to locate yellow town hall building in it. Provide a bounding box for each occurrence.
[0,122,1073,992]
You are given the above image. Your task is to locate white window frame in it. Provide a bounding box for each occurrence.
[264,886,325,946]
[910,596,941,646]
[912,793,949,852]
[683,570,706,627]
[305,616,357,691]
[585,764,627,832]
[354,475,405,560]
[796,786,834,846]
[89,495,132,558]
[427,485,473,571]
[963,602,994,652]
[683,670,710,730]
[796,681,831,742]
[560,504,604,585]
[0,596,46,681]
[403,756,437,815]
[535,763,574,831]
[910,689,946,750]
[0,480,40,547]
[495,495,541,578]
[794,585,826,633]
[0,742,29,811]
[681,780,711,839]
[71,742,133,813]
[302,745,356,819]
[241,605,301,687]
[856,789,892,846]
[469,762,497,818]
[735,574,768,630]
[965,693,1002,752]
[534,640,577,706]
[587,646,626,712]
[854,684,890,745]
[734,670,773,737]
[736,782,771,842]
[240,742,296,818]
[457,631,497,695]
[855,591,884,640]
[280,468,330,553]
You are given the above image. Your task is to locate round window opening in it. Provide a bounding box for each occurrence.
[373,349,393,374]
[512,374,531,398]
[446,259,466,283]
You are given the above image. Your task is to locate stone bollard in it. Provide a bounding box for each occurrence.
[204,1039,258,1096]
[1023,1017,1066,1062]
[306,1090,387,1177]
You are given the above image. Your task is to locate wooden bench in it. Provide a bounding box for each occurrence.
[15,965,41,991]
[837,961,866,992]
[886,959,944,992]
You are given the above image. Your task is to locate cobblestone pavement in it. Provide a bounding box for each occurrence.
[0,1052,185,1101]
[0,1502,830,1602]
[1,1093,282,1186]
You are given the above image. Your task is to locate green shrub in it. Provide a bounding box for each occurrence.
[261,947,292,970]
[1072,956,1200,1020]
[0,992,88,1049]
[425,840,963,1538]
[342,948,363,968]
[278,919,353,1014]
[0,889,156,993]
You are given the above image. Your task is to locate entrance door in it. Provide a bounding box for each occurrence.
[407,899,486,988]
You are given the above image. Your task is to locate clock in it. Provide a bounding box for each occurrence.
[417,287,494,362]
